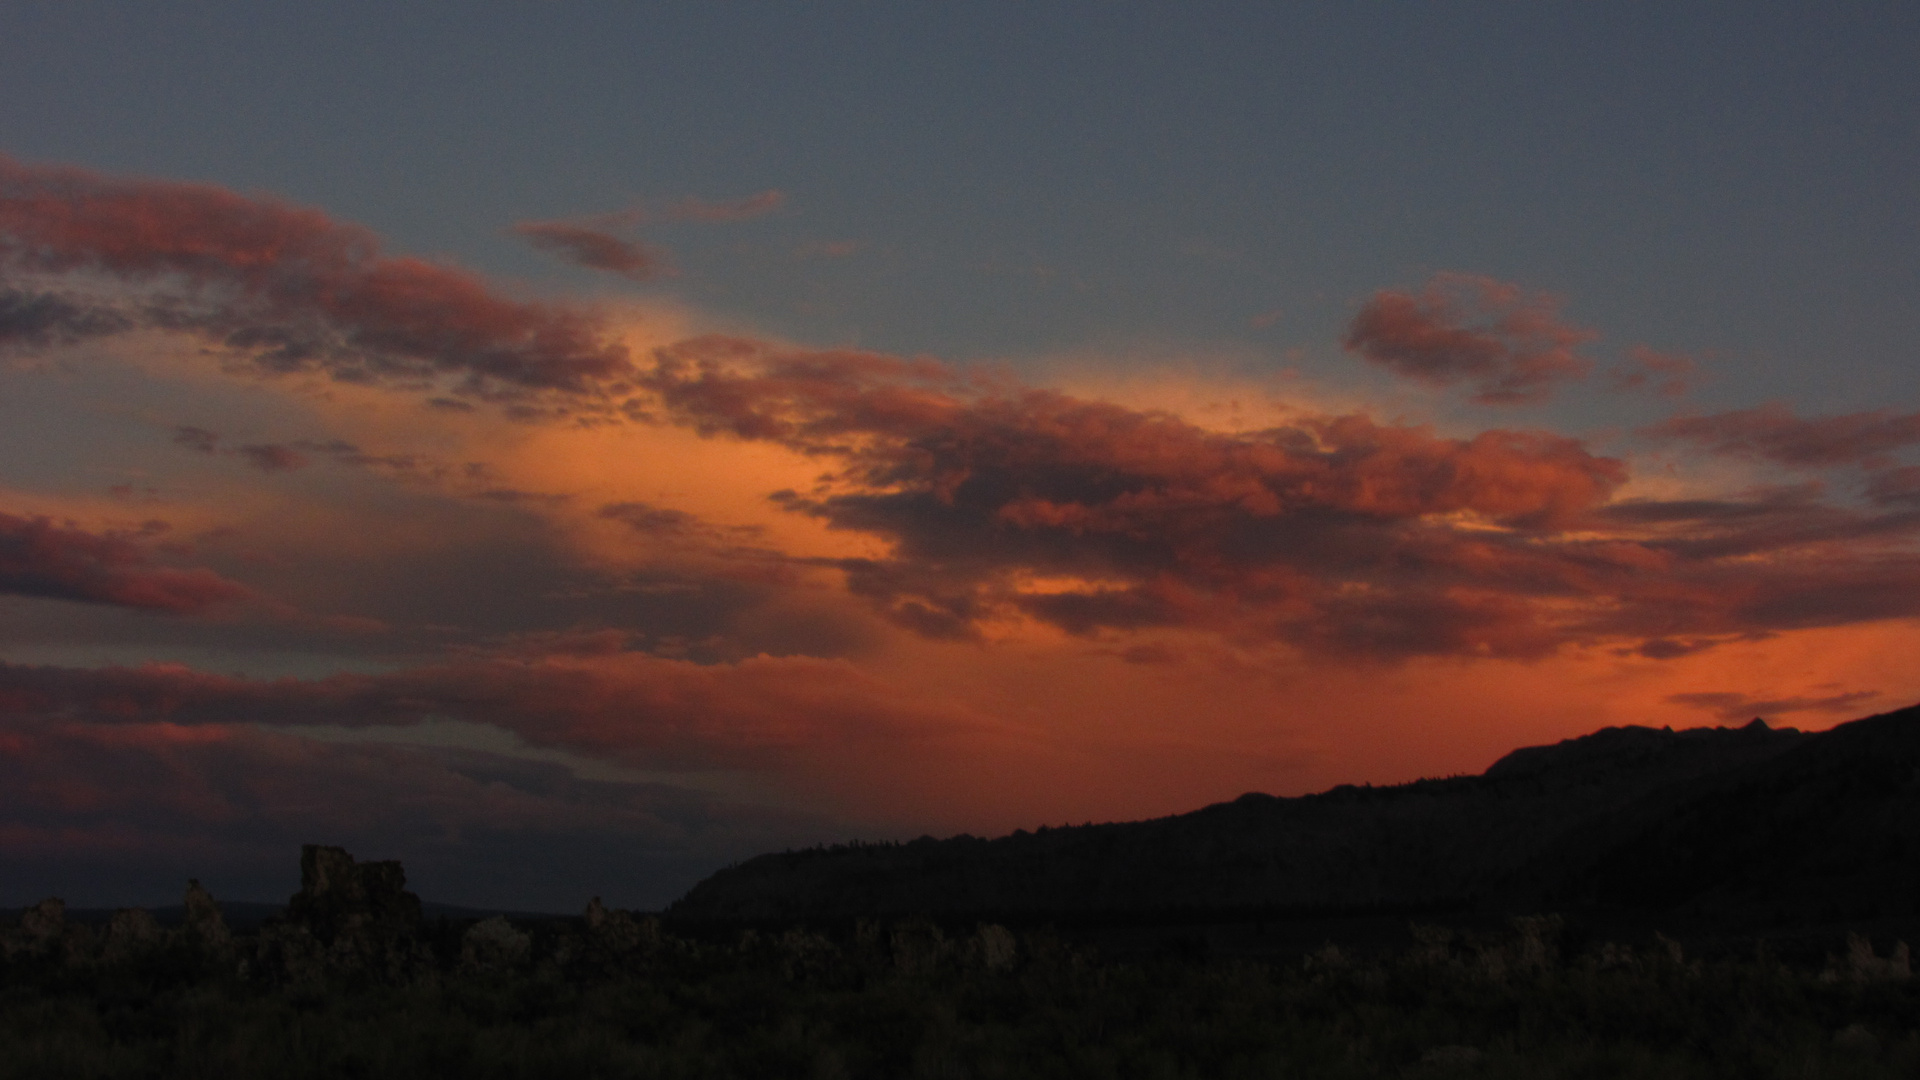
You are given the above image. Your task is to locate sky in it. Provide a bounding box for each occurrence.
[1,3,1917,911]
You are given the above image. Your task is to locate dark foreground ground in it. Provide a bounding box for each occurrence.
[6,896,1920,1079]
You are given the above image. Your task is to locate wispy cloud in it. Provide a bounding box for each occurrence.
[172,426,308,471]
[666,190,784,224]
[510,190,784,277]
[510,221,664,280]
[1608,345,1699,398]
[0,653,986,772]
[0,155,633,399]
[1344,273,1596,405]
[1643,403,1920,469]
[1665,688,1880,723]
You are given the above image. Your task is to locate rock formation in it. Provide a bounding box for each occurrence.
[263,844,427,982]
[460,916,531,972]
[286,844,422,942]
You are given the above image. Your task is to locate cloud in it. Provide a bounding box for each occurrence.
[173,425,220,454]
[170,426,309,471]
[1609,346,1698,398]
[0,288,130,349]
[508,190,782,277]
[640,338,1636,655]
[1867,466,1920,506]
[234,443,307,472]
[1343,273,1596,404]
[511,221,664,280]
[0,512,252,613]
[1642,403,1920,469]
[1665,688,1880,723]
[0,652,986,772]
[631,338,1920,661]
[0,155,633,399]
[667,190,785,223]
[13,156,1920,671]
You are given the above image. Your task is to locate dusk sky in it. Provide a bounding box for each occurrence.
[2,4,1918,911]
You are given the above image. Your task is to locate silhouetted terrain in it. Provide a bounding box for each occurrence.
[13,724,1920,1078]
[672,705,1920,931]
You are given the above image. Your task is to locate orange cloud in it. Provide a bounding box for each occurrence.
[618,336,1920,664]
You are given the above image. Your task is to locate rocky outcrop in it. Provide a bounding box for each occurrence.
[181,879,232,954]
[101,907,161,963]
[286,844,422,942]
[259,844,427,983]
[3,897,87,961]
[5,880,235,969]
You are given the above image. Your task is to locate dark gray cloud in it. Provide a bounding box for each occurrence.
[0,512,251,613]
[0,288,129,348]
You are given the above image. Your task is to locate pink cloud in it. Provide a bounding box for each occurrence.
[0,513,252,614]
[0,155,633,398]
[1343,273,1596,404]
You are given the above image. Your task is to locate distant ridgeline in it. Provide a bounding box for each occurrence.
[670,704,1920,928]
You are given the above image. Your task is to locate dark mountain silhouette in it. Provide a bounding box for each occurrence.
[670,705,1920,927]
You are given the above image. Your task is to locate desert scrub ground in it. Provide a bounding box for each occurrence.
[3,904,1920,1079]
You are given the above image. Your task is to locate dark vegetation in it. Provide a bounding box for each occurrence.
[7,704,1920,1077]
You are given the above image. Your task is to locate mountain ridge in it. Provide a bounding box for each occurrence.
[670,707,1917,926]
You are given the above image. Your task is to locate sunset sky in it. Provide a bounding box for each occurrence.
[2,4,1917,911]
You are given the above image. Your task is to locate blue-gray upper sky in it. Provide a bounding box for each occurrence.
[5,3,1913,407]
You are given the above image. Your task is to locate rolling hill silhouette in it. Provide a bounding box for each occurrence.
[671,704,1920,931]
